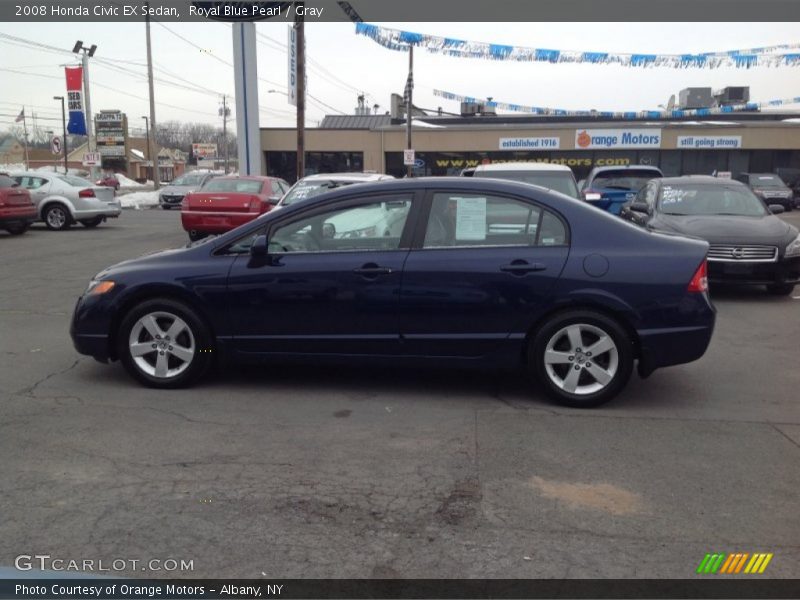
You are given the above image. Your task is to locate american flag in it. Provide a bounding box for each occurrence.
[15,108,24,123]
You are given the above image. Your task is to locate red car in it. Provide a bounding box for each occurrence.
[0,174,37,235]
[181,175,289,241]
[95,173,120,191]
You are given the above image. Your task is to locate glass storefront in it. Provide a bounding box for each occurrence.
[266,151,364,183]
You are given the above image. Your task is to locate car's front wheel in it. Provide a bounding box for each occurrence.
[118,298,214,388]
[530,310,634,408]
[43,204,72,231]
[188,230,208,242]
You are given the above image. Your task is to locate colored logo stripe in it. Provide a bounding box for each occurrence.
[698,553,773,574]
[745,553,774,574]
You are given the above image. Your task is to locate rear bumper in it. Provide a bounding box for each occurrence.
[0,205,37,224]
[637,322,715,376]
[708,257,800,286]
[181,210,258,233]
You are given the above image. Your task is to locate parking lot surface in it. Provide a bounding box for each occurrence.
[1,210,799,578]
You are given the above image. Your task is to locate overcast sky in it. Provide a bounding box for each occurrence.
[1,21,799,135]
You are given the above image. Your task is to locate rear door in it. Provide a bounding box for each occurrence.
[399,190,570,358]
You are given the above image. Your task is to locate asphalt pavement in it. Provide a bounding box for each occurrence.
[0,209,798,579]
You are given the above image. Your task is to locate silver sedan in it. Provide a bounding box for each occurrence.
[12,171,122,230]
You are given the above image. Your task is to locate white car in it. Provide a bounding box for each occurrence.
[278,172,395,208]
[464,162,581,199]
[12,171,121,230]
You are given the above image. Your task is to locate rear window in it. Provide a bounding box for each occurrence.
[474,170,579,199]
[172,173,209,186]
[590,169,661,192]
[202,179,264,194]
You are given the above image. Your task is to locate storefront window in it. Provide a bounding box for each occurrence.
[266,151,364,183]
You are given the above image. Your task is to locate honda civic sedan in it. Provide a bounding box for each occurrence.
[71,178,715,407]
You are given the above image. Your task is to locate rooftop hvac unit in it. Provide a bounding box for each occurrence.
[714,86,750,106]
[480,103,497,116]
[460,102,480,116]
[678,87,714,109]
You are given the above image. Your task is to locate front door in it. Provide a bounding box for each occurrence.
[225,193,418,356]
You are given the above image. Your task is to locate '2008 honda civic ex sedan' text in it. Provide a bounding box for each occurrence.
[71,178,716,408]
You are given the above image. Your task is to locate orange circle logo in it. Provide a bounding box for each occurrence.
[577,130,591,148]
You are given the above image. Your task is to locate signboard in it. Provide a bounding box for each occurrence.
[95,110,128,162]
[97,145,126,157]
[288,25,297,106]
[82,152,101,166]
[575,128,661,149]
[191,143,218,158]
[403,149,416,166]
[499,137,560,150]
[64,66,86,135]
[715,171,733,179]
[50,135,62,155]
[677,136,742,149]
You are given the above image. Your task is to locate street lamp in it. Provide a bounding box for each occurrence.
[53,95,68,174]
[72,40,97,178]
[141,116,151,181]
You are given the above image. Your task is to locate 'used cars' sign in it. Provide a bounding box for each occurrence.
[575,128,661,149]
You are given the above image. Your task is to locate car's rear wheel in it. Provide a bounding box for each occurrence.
[766,283,795,296]
[80,216,104,228]
[118,298,213,388]
[188,230,208,242]
[43,204,72,231]
[5,222,30,235]
[530,310,633,408]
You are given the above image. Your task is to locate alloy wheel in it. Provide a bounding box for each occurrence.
[128,311,196,379]
[543,323,619,396]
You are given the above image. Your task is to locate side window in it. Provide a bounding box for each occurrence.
[31,177,47,189]
[270,180,283,196]
[423,193,566,248]
[270,196,413,254]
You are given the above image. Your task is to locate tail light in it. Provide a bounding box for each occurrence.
[78,188,96,198]
[687,260,708,293]
[583,190,602,201]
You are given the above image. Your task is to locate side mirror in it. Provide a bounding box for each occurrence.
[629,201,650,214]
[267,195,281,205]
[250,234,268,257]
[769,204,785,215]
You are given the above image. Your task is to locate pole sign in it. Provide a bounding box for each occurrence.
[94,111,128,158]
[403,149,416,166]
[191,143,218,158]
[82,152,101,166]
[64,66,87,136]
[50,135,62,155]
[288,25,298,106]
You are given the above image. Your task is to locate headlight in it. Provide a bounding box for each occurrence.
[785,234,800,258]
[85,280,116,296]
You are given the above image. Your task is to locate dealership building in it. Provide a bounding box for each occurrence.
[260,109,800,183]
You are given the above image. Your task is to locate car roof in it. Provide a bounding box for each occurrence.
[657,176,746,186]
[473,162,572,172]
[589,165,663,175]
[297,172,394,182]
[210,175,274,181]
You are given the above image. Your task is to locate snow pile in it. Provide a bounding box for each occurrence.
[0,163,26,173]
[119,190,159,209]
[35,165,89,177]
[115,173,147,188]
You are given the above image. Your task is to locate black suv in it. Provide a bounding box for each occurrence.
[735,173,794,211]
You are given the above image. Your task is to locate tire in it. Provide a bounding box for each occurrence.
[766,283,795,296]
[188,230,208,242]
[529,309,634,408]
[5,222,30,235]
[80,216,104,228]
[117,298,214,388]
[43,203,72,231]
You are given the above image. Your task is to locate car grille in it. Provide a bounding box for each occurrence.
[707,245,778,262]
[162,195,183,204]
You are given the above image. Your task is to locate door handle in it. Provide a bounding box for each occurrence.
[500,260,546,275]
[353,264,393,276]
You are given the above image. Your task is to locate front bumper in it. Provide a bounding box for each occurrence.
[160,194,184,206]
[70,292,115,362]
[708,256,800,286]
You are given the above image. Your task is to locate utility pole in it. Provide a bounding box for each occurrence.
[219,95,230,174]
[141,116,150,180]
[145,1,160,190]
[54,96,68,174]
[406,45,414,178]
[72,41,97,178]
[295,4,305,181]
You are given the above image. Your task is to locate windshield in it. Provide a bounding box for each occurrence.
[56,174,94,187]
[474,171,579,199]
[281,180,356,206]
[172,173,209,186]
[591,169,661,191]
[202,179,264,194]
[751,175,787,189]
[659,184,767,217]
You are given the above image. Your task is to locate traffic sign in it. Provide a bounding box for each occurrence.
[82,152,101,167]
[403,149,415,166]
[50,136,62,155]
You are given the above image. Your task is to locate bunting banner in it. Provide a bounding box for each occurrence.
[65,66,87,136]
[355,23,800,69]
[433,89,800,119]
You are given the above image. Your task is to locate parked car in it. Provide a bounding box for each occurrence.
[71,177,715,408]
[775,168,800,208]
[620,176,800,295]
[735,172,794,211]
[159,171,219,210]
[0,174,37,235]
[11,171,121,230]
[181,175,290,241]
[278,172,395,207]
[463,162,581,199]
[95,173,120,191]
[581,166,663,214]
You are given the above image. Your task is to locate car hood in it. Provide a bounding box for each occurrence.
[654,214,797,246]
[159,185,196,195]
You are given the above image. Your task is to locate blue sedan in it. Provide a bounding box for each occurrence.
[71,178,715,407]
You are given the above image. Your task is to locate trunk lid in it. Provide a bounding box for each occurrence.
[1,188,32,206]
[185,191,259,213]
